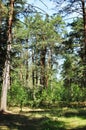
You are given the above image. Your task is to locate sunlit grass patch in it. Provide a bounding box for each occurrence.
[23,107,86,130]
[0,126,9,130]
[58,117,86,129]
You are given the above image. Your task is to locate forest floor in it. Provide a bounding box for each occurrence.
[0,107,86,130]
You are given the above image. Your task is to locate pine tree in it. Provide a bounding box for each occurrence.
[28,13,65,89]
[0,0,27,112]
[1,0,15,112]
[52,0,86,87]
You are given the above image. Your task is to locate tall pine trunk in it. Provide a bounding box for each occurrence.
[81,0,86,87]
[0,0,14,111]
[32,51,35,87]
[47,48,53,88]
[40,47,46,88]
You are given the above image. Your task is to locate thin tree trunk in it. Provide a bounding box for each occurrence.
[36,70,38,85]
[40,48,46,88]
[47,48,53,88]
[25,40,29,82]
[0,0,15,111]
[32,51,35,87]
[81,0,86,87]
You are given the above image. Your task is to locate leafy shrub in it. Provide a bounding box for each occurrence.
[8,79,28,107]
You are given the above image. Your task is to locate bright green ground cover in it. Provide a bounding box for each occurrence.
[0,107,86,130]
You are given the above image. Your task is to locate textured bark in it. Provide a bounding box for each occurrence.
[36,70,38,85]
[0,3,2,26]
[32,51,35,86]
[81,0,86,87]
[40,48,46,88]
[47,48,53,87]
[1,0,15,111]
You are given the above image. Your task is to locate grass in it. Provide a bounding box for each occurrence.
[59,117,86,129]
[0,107,86,130]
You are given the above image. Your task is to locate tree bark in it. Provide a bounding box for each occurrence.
[0,0,15,111]
[32,51,35,87]
[81,0,86,87]
[40,47,46,88]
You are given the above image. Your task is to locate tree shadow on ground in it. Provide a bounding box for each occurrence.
[0,108,86,130]
[27,108,86,119]
[63,109,86,119]
[0,111,66,130]
[71,126,86,130]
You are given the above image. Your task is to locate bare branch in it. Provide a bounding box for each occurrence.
[39,0,48,9]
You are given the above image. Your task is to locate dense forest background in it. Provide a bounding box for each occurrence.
[0,0,86,111]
